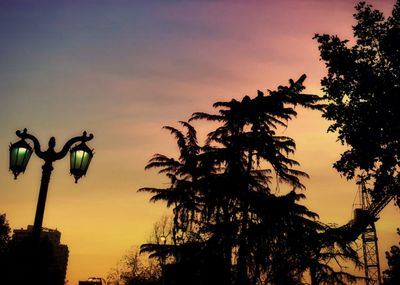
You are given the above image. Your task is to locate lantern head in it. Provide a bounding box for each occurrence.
[160,235,167,244]
[9,139,33,179]
[70,142,93,183]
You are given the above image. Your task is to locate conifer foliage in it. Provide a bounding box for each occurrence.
[140,76,359,284]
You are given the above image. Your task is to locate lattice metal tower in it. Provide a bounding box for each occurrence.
[360,181,382,285]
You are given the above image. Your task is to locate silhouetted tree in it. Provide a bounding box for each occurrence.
[139,122,215,284]
[190,74,324,285]
[148,215,173,245]
[383,228,400,285]
[140,75,361,284]
[108,246,161,285]
[307,227,363,285]
[110,216,175,285]
[314,0,400,203]
[0,213,11,276]
[139,121,203,246]
[0,214,10,255]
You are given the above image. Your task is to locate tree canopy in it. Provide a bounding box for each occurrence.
[383,228,400,285]
[314,1,400,202]
[0,213,10,254]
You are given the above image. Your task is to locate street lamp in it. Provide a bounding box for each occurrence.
[9,138,33,179]
[9,128,94,243]
[70,141,94,183]
[160,235,167,245]
[159,235,167,285]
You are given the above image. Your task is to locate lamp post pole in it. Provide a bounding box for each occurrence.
[11,129,94,243]
[160,235,167,285]
[33,158,53,243]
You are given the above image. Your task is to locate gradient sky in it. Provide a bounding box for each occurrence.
[0,0,399,284]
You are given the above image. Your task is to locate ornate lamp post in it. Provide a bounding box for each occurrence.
[9,128,94,243]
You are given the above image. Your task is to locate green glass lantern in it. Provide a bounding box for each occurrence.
[70,142,93,183]
[9,139,33,179]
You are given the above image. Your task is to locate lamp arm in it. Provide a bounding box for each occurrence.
[55,131,94,161]
[16,129,45,159]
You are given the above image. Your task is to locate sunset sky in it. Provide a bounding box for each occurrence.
[0,0,399,283]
